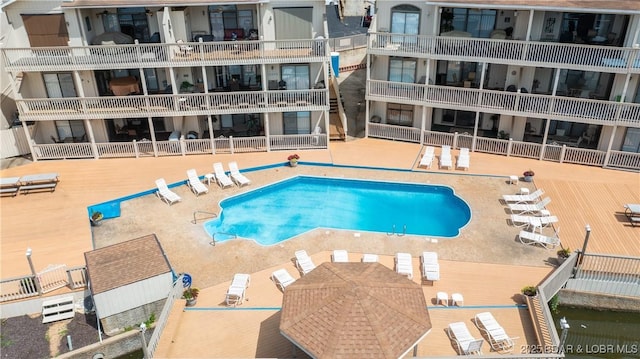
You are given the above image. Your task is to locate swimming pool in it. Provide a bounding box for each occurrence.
[204,176,471,245]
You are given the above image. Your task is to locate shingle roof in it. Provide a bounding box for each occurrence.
[84,234,172,294]
[280,262,432,359]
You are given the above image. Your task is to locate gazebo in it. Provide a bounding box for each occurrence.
[279,262,432,358]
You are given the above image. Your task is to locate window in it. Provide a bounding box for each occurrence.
[447,8,496,38]
[43,73,76,98]
[116,8,150,43]
[281,65,310,90]
[283,112,311,134]
[390,5,419,43]
[391,5,420,34]
[209,5,254,40]
[274,7,312,40]
[621,128,640,153]
[55,120,86,142]
[389,58,416,83]
[386,104,413,126]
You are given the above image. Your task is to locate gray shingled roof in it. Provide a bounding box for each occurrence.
[280,262,432,359]
[84,234,172,294]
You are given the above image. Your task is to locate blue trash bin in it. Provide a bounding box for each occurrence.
[330,52,340,77]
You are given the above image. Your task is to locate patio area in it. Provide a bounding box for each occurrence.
[155,251,552,357]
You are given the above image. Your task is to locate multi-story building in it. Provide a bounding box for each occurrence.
[1,0,344,160]
[365,0,640,171]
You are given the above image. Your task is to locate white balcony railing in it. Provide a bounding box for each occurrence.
[368,33,640,73]
[31,134,328,161]
[367,80,640,128]
[17,89,328,121]
[2,39,328,72]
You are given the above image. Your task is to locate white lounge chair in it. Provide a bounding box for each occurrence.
[332,249,349,262]
[508,197,551,214]
[447,321,484,355]
[362,254,379,262]
[519,229,560,249]
[228,162,251,187]
[272,269,296,291]
[456,148,470,171]
[395,252,414,279]
[294,250,316,275]
[213,162,234,189]
[439,145,453,169]
[186,169,209,196]
[511,215,558,232]
[503,188,545,203]
[225,273,251,307]
[155,178,181,205]
[421,251,440,282]
[419,146,435,168]
[474,312,516,352]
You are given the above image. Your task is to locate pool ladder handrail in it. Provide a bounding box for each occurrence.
[192,210,217,224]
[386,224,407,237]
[210,232,237,246]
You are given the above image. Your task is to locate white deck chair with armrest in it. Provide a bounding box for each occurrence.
[186,169,209,196]
[225,273,251,306]
[332,249,349,262]
[474,312,516,352]
[271,269,296,291]
[508,197,551,214]
[447,321,484,355]
[511,215,558,231]
[519,229,560,249]
[155,178,182,205]
[294,250,316,275]
[503,188,545,203]
[421,251,440,282]
[439,145,453,169]
[456,148,470,170]
[419,146,435,168]
[213,162,234,188]
[228,161,251,187]
[395,252,414,279]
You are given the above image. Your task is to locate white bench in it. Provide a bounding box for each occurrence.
[19,173,59,194]
[42,296,75,323]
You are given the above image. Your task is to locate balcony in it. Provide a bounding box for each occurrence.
[16,89,328,121]
[368,33,640,74]
[367,80,640,128]
[2,39,328,72]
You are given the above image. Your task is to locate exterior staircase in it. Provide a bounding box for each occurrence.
[328,79,346,140]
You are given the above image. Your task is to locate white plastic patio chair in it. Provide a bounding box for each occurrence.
[213,162,234,189]
[154,178,181,205]
[186,169,209,196]
[271,268,296,292]
[294,250,316,275]
[228,161,251,187]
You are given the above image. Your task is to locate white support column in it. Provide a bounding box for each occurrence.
[525,10,534,41]
[365,53,371,138]
[264,113,271,151]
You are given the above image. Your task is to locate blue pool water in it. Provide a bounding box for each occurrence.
[204,176,471,245]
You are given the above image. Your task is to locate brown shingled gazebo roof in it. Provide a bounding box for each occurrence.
[279,262,432,359]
